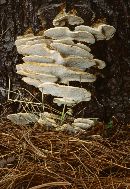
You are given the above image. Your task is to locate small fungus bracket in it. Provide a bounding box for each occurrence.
[53,8,84,27]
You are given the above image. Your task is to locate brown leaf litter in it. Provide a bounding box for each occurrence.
[0,120,129,189]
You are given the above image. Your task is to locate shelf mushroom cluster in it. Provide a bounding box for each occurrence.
[15,10,116,106]
[9,10,116,131]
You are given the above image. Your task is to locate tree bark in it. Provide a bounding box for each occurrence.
[0,0,129,123]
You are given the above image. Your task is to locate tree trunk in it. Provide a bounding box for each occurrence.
[0,0,129,123]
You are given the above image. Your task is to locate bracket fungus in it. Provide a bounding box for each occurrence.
[50,42,94,58]
[17,44,51,56]
[20,70,58,83]
[53,8,84,27]
[7,113,39,125]
[71,118,95,132]
[9,9,116,132]
[94,59,106,69]
[15,35,44,46]
[22,77,42,88]
[38,82,91,103]
[23,55,54,63]
[63,56,96,70]
[44,27,95,44]
[38,117,57,129]
[53,98,77,107]
[75,24,116,41]
[16,62,96,84]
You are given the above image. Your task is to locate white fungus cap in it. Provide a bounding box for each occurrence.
[38,82,91,102]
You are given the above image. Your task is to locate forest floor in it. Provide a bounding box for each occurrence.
[0,119,129,189]
[0,1,129,188]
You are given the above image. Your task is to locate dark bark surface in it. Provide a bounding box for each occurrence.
[0,0,130,123]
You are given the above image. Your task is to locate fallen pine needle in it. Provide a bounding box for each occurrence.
[28,181,71,189]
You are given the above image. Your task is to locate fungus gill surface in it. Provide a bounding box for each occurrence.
[9,9,116,132]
